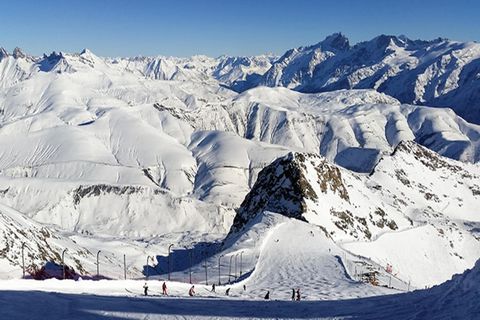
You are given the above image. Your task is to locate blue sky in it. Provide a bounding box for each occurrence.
[1,0,478,57]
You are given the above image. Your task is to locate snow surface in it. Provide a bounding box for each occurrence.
[0,245,477,319]
[0,43,478,319]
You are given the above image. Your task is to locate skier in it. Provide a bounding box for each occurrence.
[211,283,216,292]
[291,288,295,300]
[243,284,246,291]
[264,290,270,300]
[143,282,148,296]
[296,288,301,301]
[188,285,195,296]
[162,281,168,296]
[225,288,231,296]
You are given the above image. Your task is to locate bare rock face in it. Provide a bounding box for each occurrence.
[229,152,356,236]
[230,153,315,232]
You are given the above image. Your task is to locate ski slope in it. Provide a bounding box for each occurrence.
[0,255,477,319]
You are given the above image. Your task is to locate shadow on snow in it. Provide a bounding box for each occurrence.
[0,289,439,320]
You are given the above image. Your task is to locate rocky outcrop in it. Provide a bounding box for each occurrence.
[229,141,480,244]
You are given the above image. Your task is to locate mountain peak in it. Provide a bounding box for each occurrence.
[80,48,94,56]
[229,151,350,234]
[371,34,405,50]
[320,32,350,52]
[391,140,464,172]
[0,47,8,60]
[12,47,26,59]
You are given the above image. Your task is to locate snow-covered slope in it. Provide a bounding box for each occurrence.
[0,258,477,319]
[0,44,478,294]
[220,87,480,170]
[230,141,480,287]
[0,202,101,279]
[258,33,480,124]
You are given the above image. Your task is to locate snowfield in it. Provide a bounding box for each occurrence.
[0,40,478,319]
[0,258,478,319]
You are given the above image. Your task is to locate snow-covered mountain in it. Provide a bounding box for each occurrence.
[0,43,478,294]
[257,33,480,124]
[4,32,480,127]
[230,141,480,286]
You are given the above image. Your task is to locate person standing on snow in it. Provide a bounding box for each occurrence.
[296,288,301,301]
[291,288,295,300]
[225,288,231,296]
[189,285,195,296]
[162,281,168,296]
[143,282,149,296]
[211,283,216,292]
[264,290,270,300]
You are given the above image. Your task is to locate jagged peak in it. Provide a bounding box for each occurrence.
[0,47,8,60]
[229,151,350,233]
[390,140,464,172]
[80,48,92,55]
[371,34,406,50]
[79,48,99,60]
[392,140,435,157]
[43,51,63,59]
[320,32,350,52]
[12,47,26,59]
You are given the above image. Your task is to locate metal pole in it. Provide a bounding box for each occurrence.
[168,244,173,280]
[204,256,208,285]
[218,255,223,285]
[234,254,238,280]
[229,255,233,284]
[146,255,151,280]
[96,250,101,278]
[240,251,243,277]
[123,254,126,280]
[21,243,26,278]
[62,249,67,280]
[189,249,193,284]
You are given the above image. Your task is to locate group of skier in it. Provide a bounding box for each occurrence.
[142,281,169,296]
[142,281,301,300]
[263,288,300,300]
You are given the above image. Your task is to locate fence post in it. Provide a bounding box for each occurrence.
[204,257,208,285]
[123,254,127,280]
[96,250,101,278]
[62,249,68,280]
[21,243,26,278]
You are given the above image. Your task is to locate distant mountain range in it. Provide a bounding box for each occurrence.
[3,33,480,123]
[0,35,478,287]
[257,33,480,125]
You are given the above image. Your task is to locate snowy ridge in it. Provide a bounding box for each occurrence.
[175,87,480,170]
[258,33,480,124]
[230,141,480,287]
